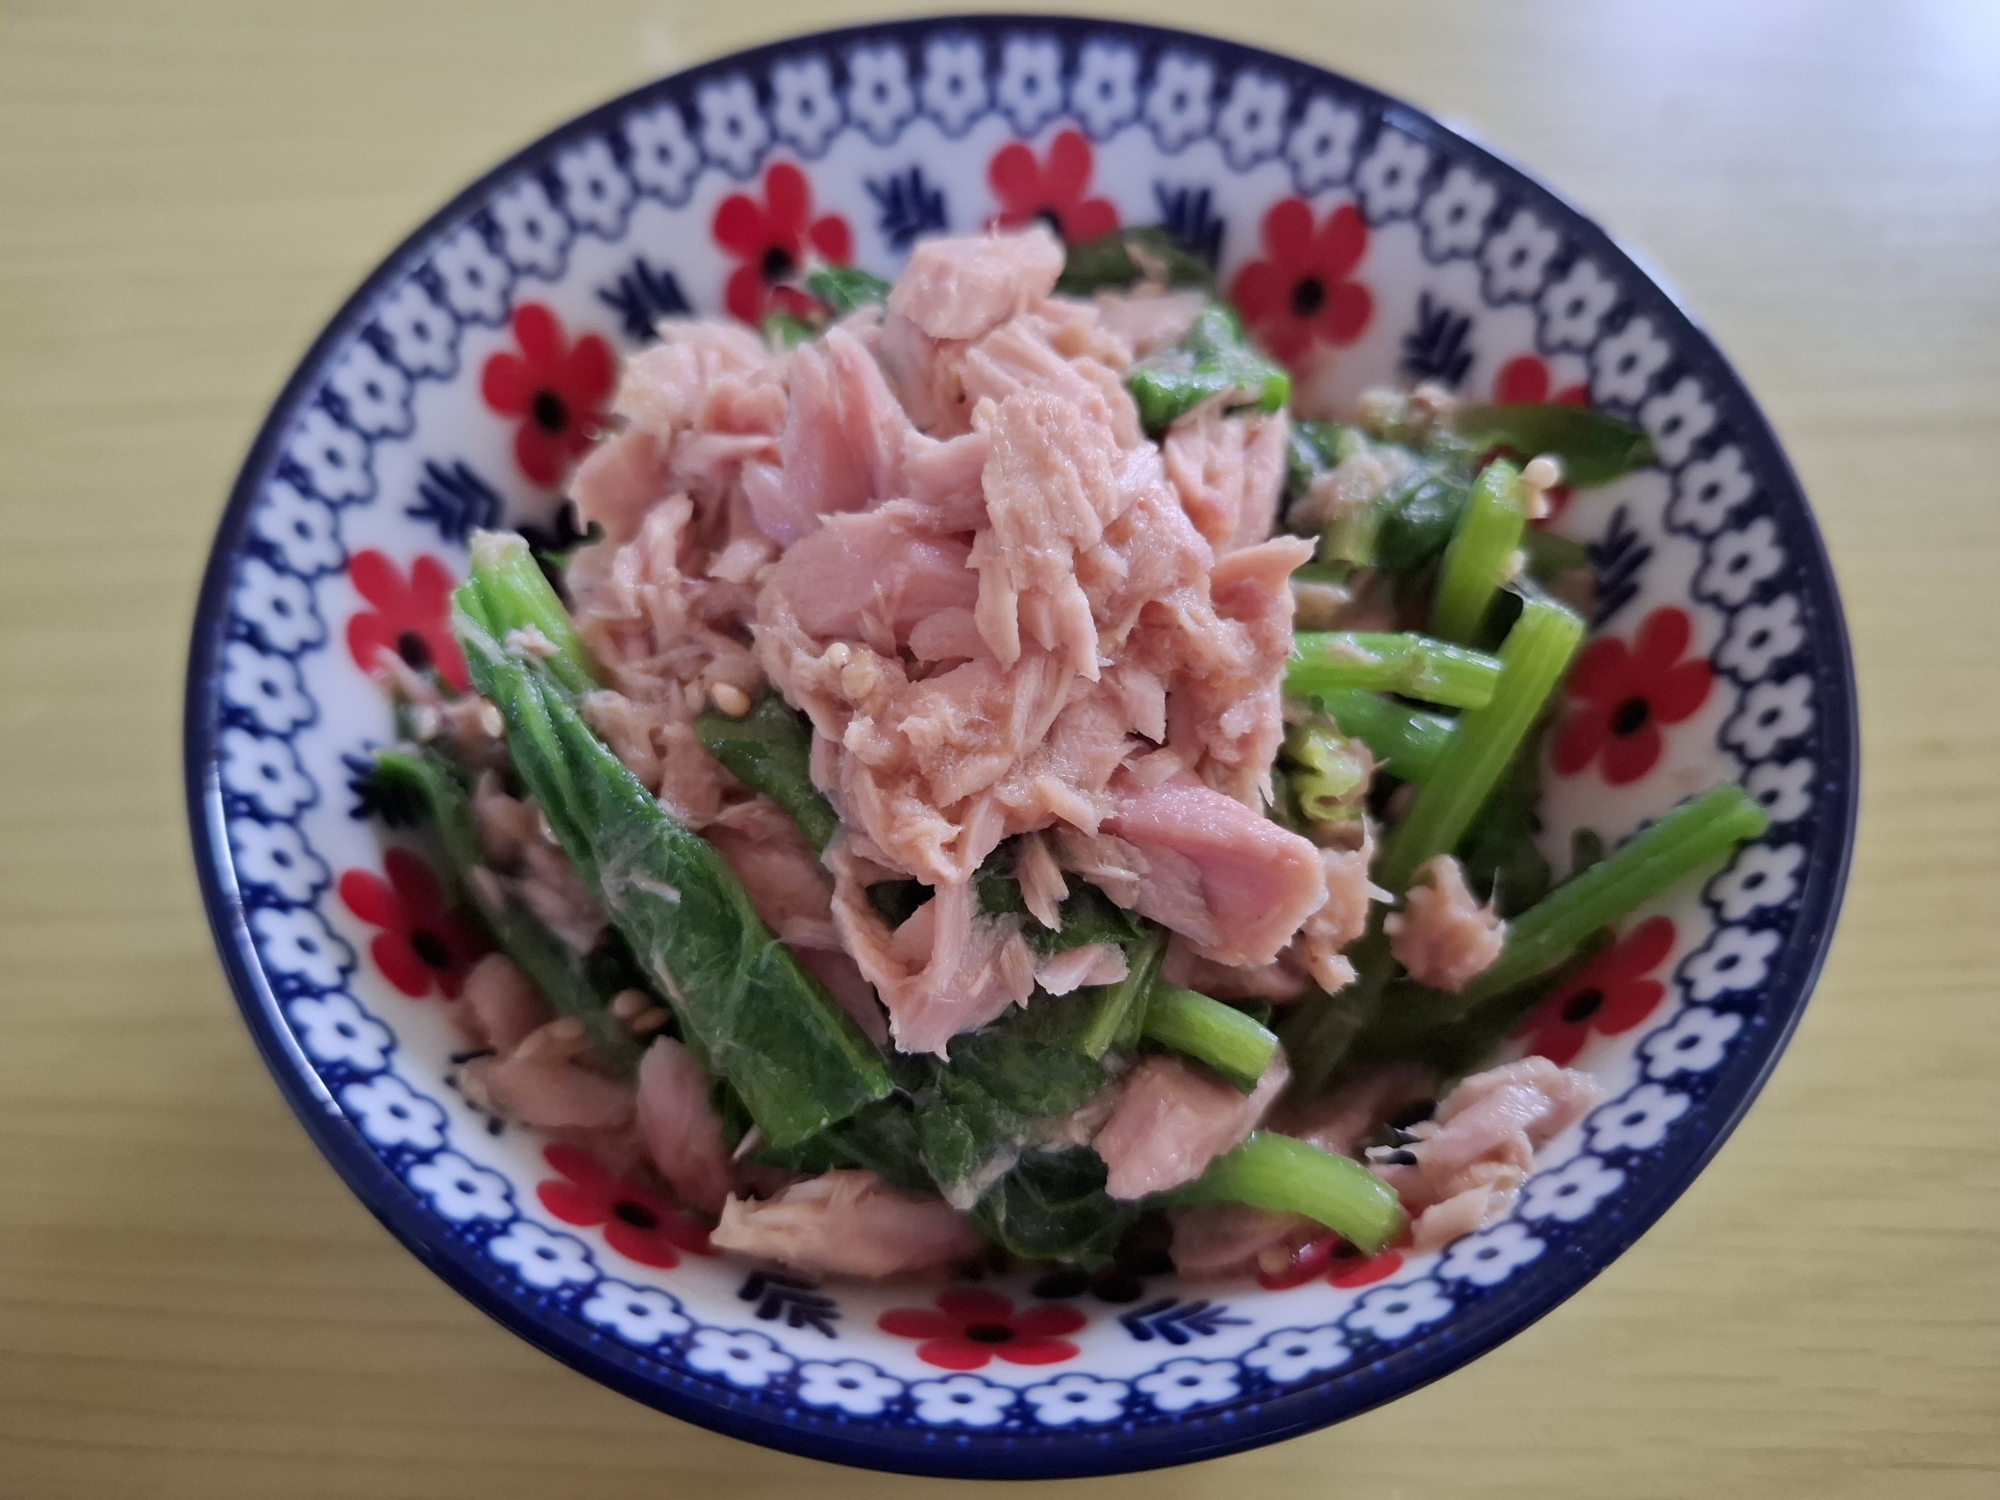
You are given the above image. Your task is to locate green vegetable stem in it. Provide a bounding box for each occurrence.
[805,266,892,315]
[1311,689,1453,785]
[1127,304,1290,436]
[454,549,891,1147]
[1450,404,1657,488]
[1140,986,1280,1093]
[1167,1131,1406,1255]
[1282,719,1372,824]
[1286,632,1504,710]
[694,695,840,852]
[369,746,644,1071]
[1075,925,1168,1060]
[1450,782,1772,1012]
[1432,457,1527,643]
[1373,592,1585,893]
[1055,225,1217,296]
[461,532,600,695]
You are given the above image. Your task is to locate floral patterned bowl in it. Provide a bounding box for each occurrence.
[185,15,1856,1478]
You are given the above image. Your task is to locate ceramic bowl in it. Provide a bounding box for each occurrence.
[185,16,1856,1478]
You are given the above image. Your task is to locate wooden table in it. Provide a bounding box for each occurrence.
[4,2,1995,1495]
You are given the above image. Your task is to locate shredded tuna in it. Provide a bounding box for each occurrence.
[1170,1203,1318,1280]
[636,1037,734,1215]
[1385,854,1506,992]
[886,226,1066,341]
[1034,941,1129,996]
[798,946,889,1046]
[1062,771,1326,967]
[1373,1057,1599,1252]
[458,954,553,1054]
[568,498,763,755]
[1093,1051,1290,1200]
[465,777,607,954]
[747,231,1321,1051]
[1300,826,1387,993]
[1282,1061,1440,1157]
[514,832,609,954]
[459,1051,634,1131]
[1163,408,1291,555]
[710,1170,983,1278]
[1093,286,1208,357]
[702,797,841,952]
[1161,934,1310,1002]
[761,327,918,544]
[1014,832,1069,930]
[764,501,978,658]
[827,837,1036,1057]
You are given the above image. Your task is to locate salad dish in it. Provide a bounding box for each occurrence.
[187,17,1854,1476]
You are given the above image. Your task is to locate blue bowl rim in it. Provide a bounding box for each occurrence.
[183,13,1859,1479]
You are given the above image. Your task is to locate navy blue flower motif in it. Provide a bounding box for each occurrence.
[1400,291,1475,388]
[1153,182,1224,268]
[1118,1297,1250,1346]
[867,166,949,251]
[405,459,503,546]
[739,1270,841,1338]
[1587,503,1654,627]
[597,255,692,344]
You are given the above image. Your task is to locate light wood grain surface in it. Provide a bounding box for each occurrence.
[3,2,1996,1496]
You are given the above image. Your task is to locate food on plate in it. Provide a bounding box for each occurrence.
[353,224,1766,1280]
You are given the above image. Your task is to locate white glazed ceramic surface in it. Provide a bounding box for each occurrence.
[187,17,1855,1478]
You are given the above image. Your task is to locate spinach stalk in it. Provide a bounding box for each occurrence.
[1127,304,1290,436]
[1140,986,1279,1092]
[1451,404,1656,487]
[1287,632,1504,709]
[453,542,891,1146]
[368,747,645,1071]
[1168,1132,1406,1255]
[1432,457,1526,643]
[1374,592,1585,893]
[694,695,840,852]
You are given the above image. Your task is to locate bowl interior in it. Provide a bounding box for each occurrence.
[187,15,1855,1479]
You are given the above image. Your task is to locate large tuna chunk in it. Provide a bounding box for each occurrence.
[1062,772,1328,967]
[710,1170,983,1278]
[1373,1057,1600,1252]
[886,225,1066,341]
[1093,1052,1291,1200]
[636,1037,735,1216]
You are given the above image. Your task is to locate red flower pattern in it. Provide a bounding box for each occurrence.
[1330,1246,1406,1289]
[986,129,1118,243]
[1493,353,1589,408]
[713,162,853,326]
[535,1144,712,1268]
[1492,354,1589,524]
[1257,1236,1406,1291]
[480,303,615,487]
[1227,199,1372,367]
[1517,916,1676,1065]
[345,549,470,693]
[337,848,486,998]
[878,1288,1086,1371]
[1553,606,1714,785]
